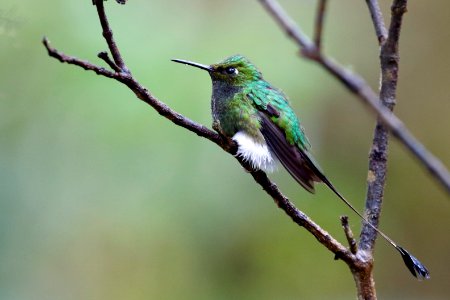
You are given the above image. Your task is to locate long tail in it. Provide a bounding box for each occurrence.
[258,112,429,279]
[321,176,430,280]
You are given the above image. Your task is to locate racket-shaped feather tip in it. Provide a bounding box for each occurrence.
[397,246,430,280]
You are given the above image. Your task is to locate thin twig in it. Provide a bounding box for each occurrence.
[259,0,450,193]
[340,216,357,254]
[43,37,118,79]
[95,0,129,73]
[366,0,388,45]
[314,0,328,51]
[98,51,121,72]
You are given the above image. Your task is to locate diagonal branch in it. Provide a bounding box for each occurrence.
[259,0,450,194]
[246,166,354,265]
[43,37,118,79]
[43,0,358,274]
[43,37,223,146]
[260,0,315,50]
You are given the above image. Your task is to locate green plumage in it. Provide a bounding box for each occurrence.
[210,55,310,149]
[173,54,323,192]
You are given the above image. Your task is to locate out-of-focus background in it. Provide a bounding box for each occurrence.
[1,1,449,299]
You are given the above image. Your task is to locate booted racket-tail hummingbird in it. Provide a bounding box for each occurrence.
[172,55,429,280]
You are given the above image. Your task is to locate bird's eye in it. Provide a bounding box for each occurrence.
[225,67,238,75]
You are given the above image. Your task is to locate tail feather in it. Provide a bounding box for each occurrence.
[258,111,429,279]
[303,152,430,279]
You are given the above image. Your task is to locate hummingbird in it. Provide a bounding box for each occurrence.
[172,55,429,280]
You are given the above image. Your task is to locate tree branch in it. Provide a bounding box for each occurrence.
[260,0,315,51]
[313,0,328,51]
[246,166,354,266]
[98,51,121,72]
[366,0,388,45]
[43,37,223,147]
[360,0,407,254]
[43,0,358,276]
[43,37,118,79]
[259,0,450,194]
[355,2,411,297]
[341,216,357,255]
[96,0,129,73]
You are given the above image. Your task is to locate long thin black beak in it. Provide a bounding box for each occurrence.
[172,59,212,72]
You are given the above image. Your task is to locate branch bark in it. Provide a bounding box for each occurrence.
[95,0,128,73]
[355,2,408,298]
[366,0,388,44]
[313,0,328,51]
[360,0,407,256]
[341,216,358,255]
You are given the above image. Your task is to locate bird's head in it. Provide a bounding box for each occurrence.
[172,55,262,86]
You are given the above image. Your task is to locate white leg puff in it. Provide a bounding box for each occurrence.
[232,131,276,172]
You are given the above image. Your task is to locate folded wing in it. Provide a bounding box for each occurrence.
[258,112,324,193]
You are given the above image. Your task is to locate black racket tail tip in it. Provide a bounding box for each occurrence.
[396,246,430,280]
[321,177,430,280]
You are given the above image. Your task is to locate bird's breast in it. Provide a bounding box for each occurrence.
[211,83,260,138]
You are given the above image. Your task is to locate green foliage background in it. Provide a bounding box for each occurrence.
[1,1,449,299]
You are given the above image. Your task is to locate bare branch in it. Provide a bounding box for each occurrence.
[92,1,128,6]
[247,166,354,265]
[95,0,129,73]
[43,37,223,146]
[366,0,388,44]
[259,0,450,193]
[43,37,118,79]
[98,51,121,72]
[313,0,328,51]
[360,0,407,251]
[341,216,357,254]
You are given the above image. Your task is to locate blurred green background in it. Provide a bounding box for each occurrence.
[1,1,449,299]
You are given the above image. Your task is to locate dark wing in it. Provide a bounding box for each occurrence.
[258,112,324,194]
